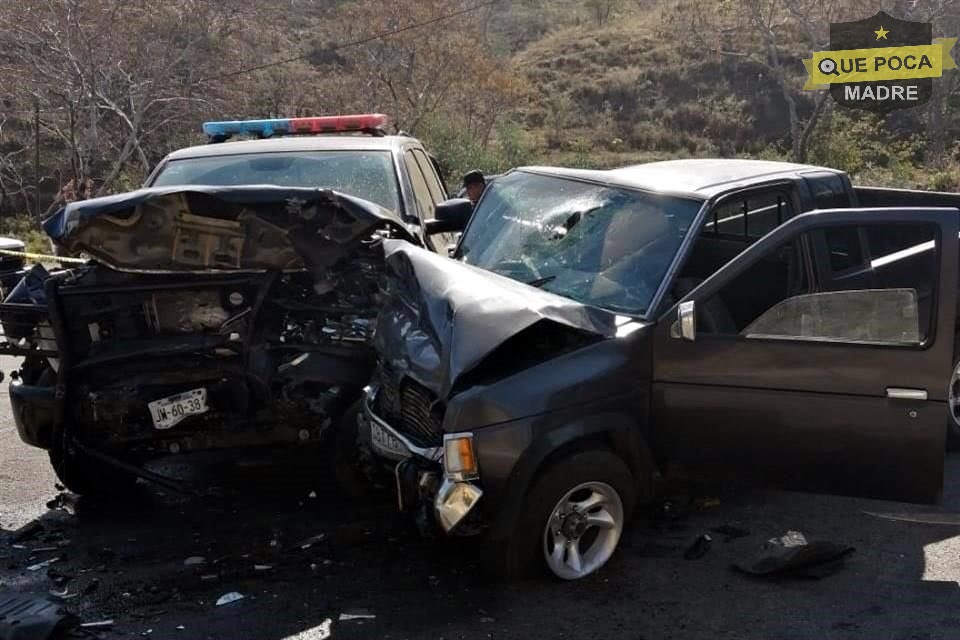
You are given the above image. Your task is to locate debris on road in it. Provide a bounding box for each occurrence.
[339,609,376,621]
[80,619,115,629]
[684,533,713,560]
[215,591,245,606]
[26,556,62,572]
[254,564,273,571]
[184,556,207,566]
[734,530,854,579]
[296,533,326,550]
[711,525,750,542]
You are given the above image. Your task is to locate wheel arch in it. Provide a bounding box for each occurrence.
[487,411,657,540]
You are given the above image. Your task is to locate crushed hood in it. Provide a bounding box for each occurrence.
[43,185,414,274]
[375,240,620,398]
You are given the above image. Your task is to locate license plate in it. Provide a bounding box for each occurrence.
[149,388,208,430]
[369,420,409,459]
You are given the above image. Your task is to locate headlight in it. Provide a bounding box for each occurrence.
[443,432,478,481]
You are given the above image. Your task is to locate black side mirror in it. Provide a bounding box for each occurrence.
[425,198,472,235]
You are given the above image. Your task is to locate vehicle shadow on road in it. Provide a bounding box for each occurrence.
[3,453,960,639]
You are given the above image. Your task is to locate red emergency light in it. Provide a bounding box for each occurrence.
[202,113,391,141]
[288,113,390,134]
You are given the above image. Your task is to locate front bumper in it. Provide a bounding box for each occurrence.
[361,385,483,533]
[10,380,56,450]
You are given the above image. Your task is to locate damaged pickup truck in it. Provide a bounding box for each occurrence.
[2,185,440,494]
[361,160,960,580]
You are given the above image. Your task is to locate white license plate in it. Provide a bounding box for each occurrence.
[369,420,409,459]
[149,388,208,430]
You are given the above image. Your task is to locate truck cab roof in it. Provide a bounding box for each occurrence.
[519,159,846,199]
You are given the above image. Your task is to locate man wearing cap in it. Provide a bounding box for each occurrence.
[462,170,486,205]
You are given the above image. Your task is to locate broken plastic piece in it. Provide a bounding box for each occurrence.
[734,530,854,578]
[215,592,244,607]
[183,556,206,566]
[338,610,376,621]
[80,620,115,629]
[26,556,61,572]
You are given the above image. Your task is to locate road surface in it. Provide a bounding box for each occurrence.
[1,352,959,639]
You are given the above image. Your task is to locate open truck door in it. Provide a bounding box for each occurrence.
[653,207,958,503]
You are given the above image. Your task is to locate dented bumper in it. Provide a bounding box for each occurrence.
[361,385,483,534]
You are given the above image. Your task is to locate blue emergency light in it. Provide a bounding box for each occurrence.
[202,114,389,141]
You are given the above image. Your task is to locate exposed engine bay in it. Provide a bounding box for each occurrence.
[3,186,416,466]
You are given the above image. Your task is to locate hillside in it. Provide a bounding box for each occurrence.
[0,0,958,223]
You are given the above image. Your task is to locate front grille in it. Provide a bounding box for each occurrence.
[377,363,444,447]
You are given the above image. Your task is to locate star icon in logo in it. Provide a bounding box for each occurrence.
[875,25,889,39]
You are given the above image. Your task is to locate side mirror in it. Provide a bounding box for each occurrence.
[425,198,472,235]
[671,300,696,341]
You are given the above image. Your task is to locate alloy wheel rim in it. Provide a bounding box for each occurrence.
[542,481,624,580]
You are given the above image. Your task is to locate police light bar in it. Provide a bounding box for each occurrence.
[202,114,390,141]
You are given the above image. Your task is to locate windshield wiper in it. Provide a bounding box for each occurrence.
[525,275,556,288]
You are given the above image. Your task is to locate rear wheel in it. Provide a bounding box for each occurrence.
[488,450,635,580]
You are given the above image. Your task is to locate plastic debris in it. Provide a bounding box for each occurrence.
[215,592,245,607]
[176,625,186,631]
[254,564,273,571]
[339,610,376,621]
[48,587,78,600]
[184,556,206,566]
[27,556,62,572]
[734,530,854,578]
[80,620,115,629]
[684,533,713,560]
[296,534,326,550]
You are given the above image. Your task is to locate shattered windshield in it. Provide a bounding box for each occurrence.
[458,171,703,315]
[150,151,401,212]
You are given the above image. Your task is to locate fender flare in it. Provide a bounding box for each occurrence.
[487,410,657,540]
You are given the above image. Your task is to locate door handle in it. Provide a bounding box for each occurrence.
[886,387,928,401]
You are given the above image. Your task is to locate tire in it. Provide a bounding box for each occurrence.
[947,357,960,451]
[332,400,380,501]
[48,440,137,497]
[488,449,636,581]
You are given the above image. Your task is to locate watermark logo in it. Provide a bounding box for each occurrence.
[803,11,956,116]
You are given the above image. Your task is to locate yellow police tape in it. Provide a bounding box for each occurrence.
[0,248,86,265]
[803,38,957,89]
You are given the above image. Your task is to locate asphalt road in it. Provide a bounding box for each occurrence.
[2,350,960,640]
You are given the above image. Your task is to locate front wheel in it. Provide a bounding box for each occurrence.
[489,450,635,580]
[49,441,137,497]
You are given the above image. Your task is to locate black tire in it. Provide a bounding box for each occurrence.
[48,440,137,497]
[948,355,960,451]
[487,449,636,580]
[332,400,379,501]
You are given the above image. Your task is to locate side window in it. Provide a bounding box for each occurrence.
[699,222,937,347]
[809,173,849,209]
[404,151,435,221]
[703,190,795,239]
[412,149,446,203]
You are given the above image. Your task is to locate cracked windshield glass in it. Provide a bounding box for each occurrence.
[459,172,703,315]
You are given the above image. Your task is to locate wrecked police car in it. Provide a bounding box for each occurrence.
[361,160,959,580]
[2,185,440,495]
